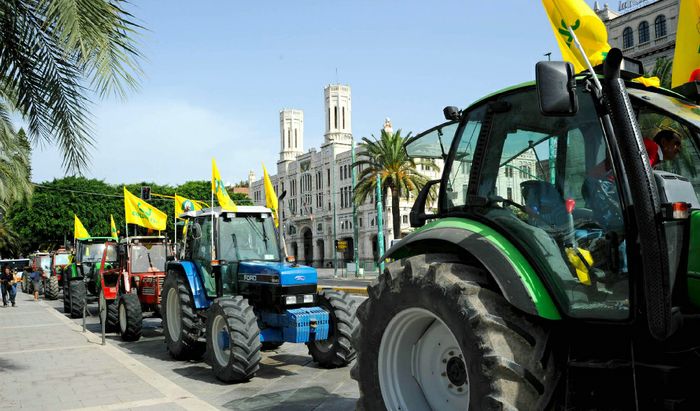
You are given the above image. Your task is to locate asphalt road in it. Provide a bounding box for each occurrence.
[42,292,367,410]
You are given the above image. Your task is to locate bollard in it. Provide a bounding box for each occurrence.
[82,301,86,332]
[101,313,106,346]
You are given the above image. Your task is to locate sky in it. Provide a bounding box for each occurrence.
[31,0,607,186]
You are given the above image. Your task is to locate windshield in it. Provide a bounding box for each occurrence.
[39,256,50,271]
[219,215,280,262]
[405,121,458,159]
[53,253,70,265]
[81,243,107,263]
[130,243,166,272]
[629,88,700,129]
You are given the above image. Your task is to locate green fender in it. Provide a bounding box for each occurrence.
[385,217,561,320]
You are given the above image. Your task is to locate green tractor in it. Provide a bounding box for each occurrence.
[63,237,112,318]
[352,49,700,410]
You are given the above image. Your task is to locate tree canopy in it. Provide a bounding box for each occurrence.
[4,178,252,255]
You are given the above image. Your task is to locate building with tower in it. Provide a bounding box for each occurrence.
[249,84,443,269]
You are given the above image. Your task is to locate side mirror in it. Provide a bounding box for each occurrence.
[410,179,440,228]
[535,61,578,116]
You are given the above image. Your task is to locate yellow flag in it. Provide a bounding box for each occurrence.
[262,163,279,227]
[123,187,167,231]
[671,0,700,88]
[542,0,611,73]
[212,159,238,212]
[175,194,203,219]
[110,215,118,240]
[74,215,90,240]
[632,76,661,88]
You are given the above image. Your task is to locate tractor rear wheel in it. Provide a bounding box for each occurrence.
[62,282,70,313]
[161,273,205,359]
[68,280,86,319]
[45,276,60,300]
[307,290,358,368]
[352,254,557,411]
[119,294,143,341]
[206,296,261,383]
[99,289,118,332]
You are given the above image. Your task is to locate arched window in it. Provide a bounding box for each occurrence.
[655,15,666,38]
[638,21,649,44]
[334,106,338,129]
[328,108,331,130]
[623,27,634,49]
[294,129,298,147]
[342,107,345,129]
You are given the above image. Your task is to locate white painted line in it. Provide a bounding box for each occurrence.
[0,322,63,330]
[67,396,175,410]
[43,302,217,411]
[0,344,96,355]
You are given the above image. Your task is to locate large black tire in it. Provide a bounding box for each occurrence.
[352,254,558,411]
[118,294,143,341]
[68,280,86,319]
[206,296,261,383]
[62,282,70,313]
[45,276,60,300]
[307,290,358,368]
[87,281,98,297]
[161,273,205,359]
[98,289,118,333]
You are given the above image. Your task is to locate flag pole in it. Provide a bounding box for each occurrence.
[568,25,602,91]
[211,184,215,262]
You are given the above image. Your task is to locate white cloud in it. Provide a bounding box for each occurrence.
[31,99,279,186]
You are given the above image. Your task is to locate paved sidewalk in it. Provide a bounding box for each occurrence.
[0,292,215,411]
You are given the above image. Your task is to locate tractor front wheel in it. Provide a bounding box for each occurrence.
[161,273,205,359]
[206,296,261,383]
[352,254,558,411]
[307,290,358,368]
[45,276,60,300]
[68,280,86,319]
[99,289,118,332]
[118,294,143,341]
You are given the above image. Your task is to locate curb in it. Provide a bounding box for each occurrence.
[317,285,368,296]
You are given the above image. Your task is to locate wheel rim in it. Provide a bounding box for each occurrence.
[119,301,127,334]
[166,287,181,339]
[211,314,230,366]
[99,290,106,324]
[379,307,468,411]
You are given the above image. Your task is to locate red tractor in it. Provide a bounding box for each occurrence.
[51,247,71,286]
[97,236,168,341]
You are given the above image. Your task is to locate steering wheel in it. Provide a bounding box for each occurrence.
[488,196,555,227]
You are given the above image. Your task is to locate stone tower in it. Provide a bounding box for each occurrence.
[324,84,352,145]
[279,109,304,162]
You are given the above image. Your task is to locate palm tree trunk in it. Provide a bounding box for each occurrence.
[391,186,401,239]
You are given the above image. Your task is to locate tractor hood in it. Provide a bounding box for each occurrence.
[238,261,317,286]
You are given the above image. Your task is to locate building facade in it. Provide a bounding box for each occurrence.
[249,85,442,269]
[595,0,679,73]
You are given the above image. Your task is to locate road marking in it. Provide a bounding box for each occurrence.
[43,303,217,411]
[1,344,96,355]
[0,322,63,330]
[68,397,176,410]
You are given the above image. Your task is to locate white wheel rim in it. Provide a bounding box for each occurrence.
[211,314,230,366]
[166,287,181,339]
[99,291,106,324]
[119,301,127,334]
[379,307,468,411]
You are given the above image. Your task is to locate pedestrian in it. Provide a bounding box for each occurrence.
[30,267,42,301]
[1,265,16,307]
[643,129,682,168]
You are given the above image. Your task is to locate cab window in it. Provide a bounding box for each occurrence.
[459,87,629,319]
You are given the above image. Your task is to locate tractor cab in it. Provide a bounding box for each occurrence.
[74,237,113,296]
[177,206,317,306]
[51,248,71,284]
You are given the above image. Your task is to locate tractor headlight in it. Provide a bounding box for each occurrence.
[285,296,297,305]
[303,294,314,303]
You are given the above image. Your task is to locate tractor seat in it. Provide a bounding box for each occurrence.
[520,180,568,229]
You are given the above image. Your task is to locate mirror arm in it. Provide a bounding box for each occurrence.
[410,179,440,228]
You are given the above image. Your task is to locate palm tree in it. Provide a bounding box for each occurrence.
[0,125,31,213]
[353,128,438,239]
[0,0,143,174]
[650,57,673,89]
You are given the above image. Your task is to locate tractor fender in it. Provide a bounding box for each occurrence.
[166,261,211,310]
[384,222,560,320]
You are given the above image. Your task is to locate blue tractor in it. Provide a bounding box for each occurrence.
[161,206,359,382]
